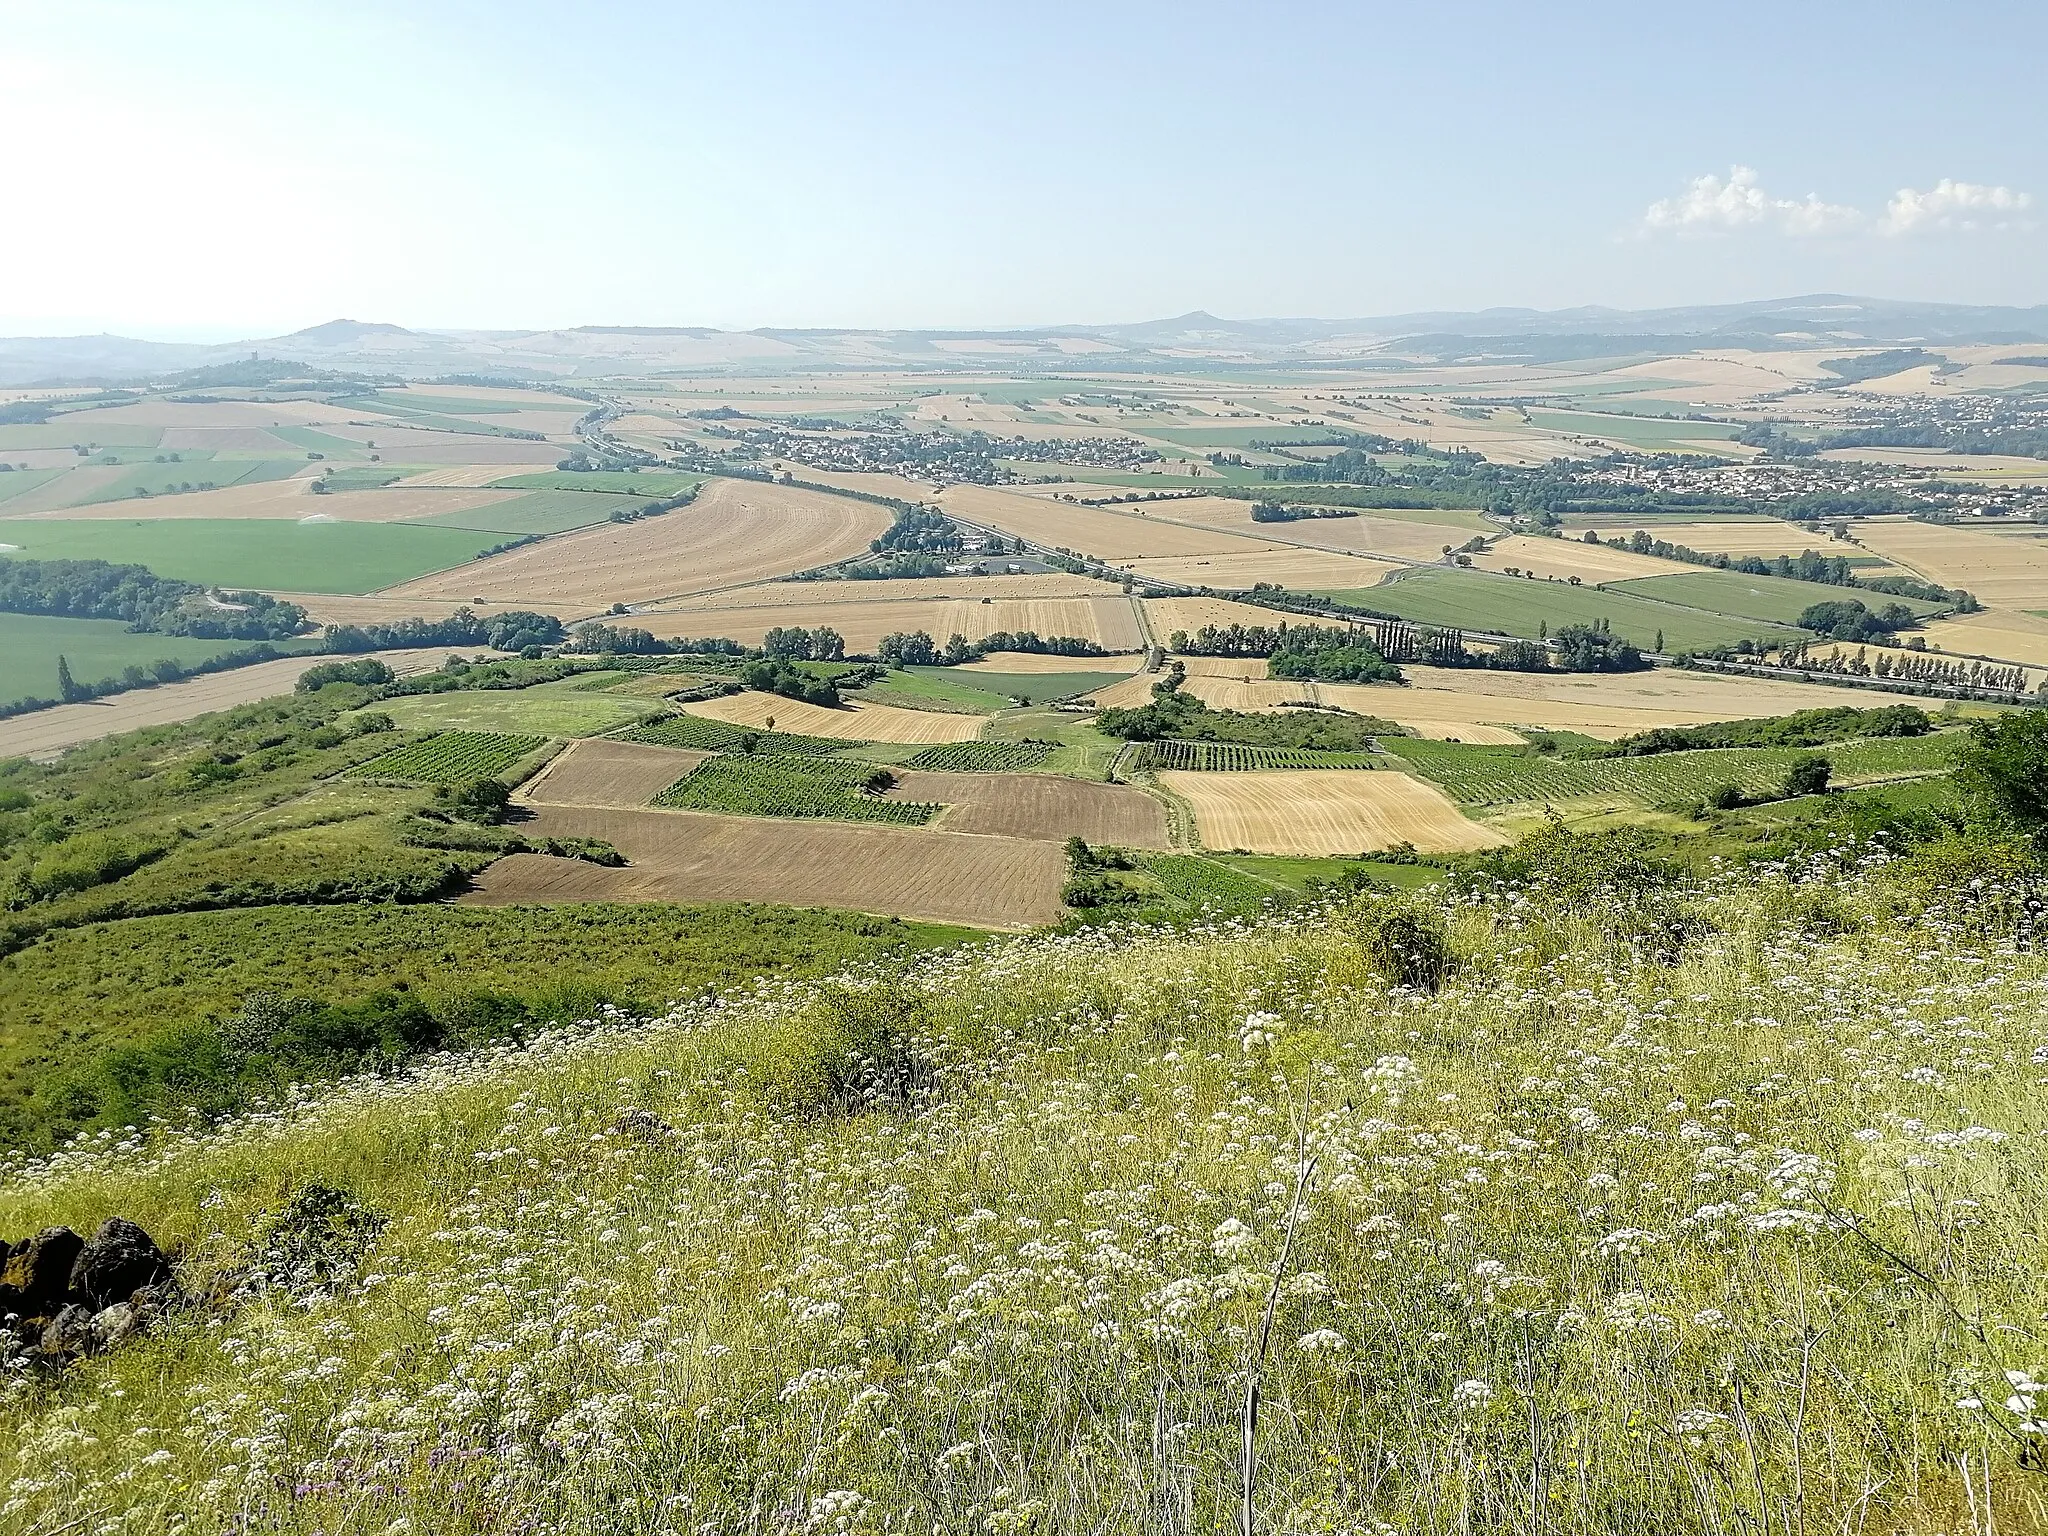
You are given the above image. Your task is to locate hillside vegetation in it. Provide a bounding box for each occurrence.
[1,827,2044,1533]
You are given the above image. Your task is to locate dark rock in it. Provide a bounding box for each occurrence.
[0,1228,85,1316]
[68,1219,171,1310]
[40,1303,95,1359]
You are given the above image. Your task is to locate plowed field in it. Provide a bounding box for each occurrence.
[1161,769,1506,855]
[462,806,1065,927]
[888,771,1170,846]
[517,738,710,808]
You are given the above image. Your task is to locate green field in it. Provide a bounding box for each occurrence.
[270,426,381,458]
[1608,568,1947,626]
[1318,568,1799,651]
[403,490,656,536]
[0,517,514,594]
[488,470,706,496]
[347,731,549,785]
[1213,852,1444,890]
[622,714,857,756]
[0,422,162,450]
[1527,409,1741,450]
[366,685,662,737]
[1125,741,1382,771]
[0,612,251,705]
[901,740,1053,772]
[652,754,937,824]
[8,458,307,513]
[0,469,61,504]
[1381,732,1957,807]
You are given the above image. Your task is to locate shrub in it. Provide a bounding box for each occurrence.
[1784,753,1833,798]
[1344,897,1456,991]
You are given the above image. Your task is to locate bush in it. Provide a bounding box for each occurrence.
[296,658,395,691]
[1956,708,2048,846]
[1344,897,1456,991]
[1783,753,1833,798]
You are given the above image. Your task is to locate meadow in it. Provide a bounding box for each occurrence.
[0,518,510,594]
[0,613,250,706]
[6,847,2037,1531]
[1608,568,1947,625]
[366,685,663,738]
[1320,568,1803,652]
[401,489,661,537]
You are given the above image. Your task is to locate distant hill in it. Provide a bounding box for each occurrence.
[2,295,2043,384]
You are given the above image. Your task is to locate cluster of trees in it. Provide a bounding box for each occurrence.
[0,557,306,640]
[324,607,565,654]
[1549,622,1646,672]
[1600,704,1931,758]
[876,630,1108,667]
[566,625,746,657]
[762,626,846,661]
[1798,598,1920,642]
[872,505,963,555]
[1248,501,1358,523]
[737,657,839,707]
[1766,642,2034,695]
[294,658,396,692]
[1170,616,1468,667]
[1096,669,1386,749]
[1583,529,1966,606]
[1269,645,1402,683]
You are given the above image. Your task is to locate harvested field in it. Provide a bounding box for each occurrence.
[157,427,300,453]
[0,647,458,762]
[1180,676,1317,712]
[1160,769,1506,855]
[0,473,316,520]
[461,807,1065,928]
[1922,609,2048,668]
[940,484,1271,559]
[954,649,1144,676]
[887,771,1170,846]
[1171,656,1270,678]
[1146,595,1301,637]
[636,593,1143,653]
[1850,517,2048,611]
[643,572,1121,613]
[1161,501,1496,562]
[378,479,891,613]
[285,593,532,630]
[1470,534,1692,583]
[1084,672,1164,709]
[397,466,530,488]
[1315,664,1944,741]
[681,690,987,744]
[1569,519,1868,559]
[519,738,715,808]
[1125,549,1404,591]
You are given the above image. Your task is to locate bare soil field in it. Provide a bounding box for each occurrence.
[378,479,891,613]
[1471,534,1692,583]
[1161,769,1506,855]
[0,647,458,761]
[1849,518,2048,609]
[636,591,1143,653]
[462,807,1065,928]
[887,771,1170,846]
[1124,549,1403,591]
[681,691,987,743]
[0,475,320,520]
[517,737,708,808]
[940,485,1272,559]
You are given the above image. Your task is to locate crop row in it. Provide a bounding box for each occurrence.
[621,715,854,757]
[903,741,1053,772]
[652,757,937,825]
[1383,733,1957,806]
[1128,741,1381,772]
[1146,855,1279,911]
[346,731,547,786]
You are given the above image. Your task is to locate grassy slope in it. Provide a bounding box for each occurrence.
[365,682,664,736]
[1321,567,1800,651]
[0,613,248,705]
[0,858,2039,1531]
[0,517,511,594]
[1608,567,1946,624]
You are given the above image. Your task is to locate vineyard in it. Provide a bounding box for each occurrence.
[345,731,548,786]
[620,715,856,758]
[1123,741,1382,772]
[1145,854,1279,911]
[651,755,939,825]
[902,741,1054,772]
[1381,731,1959,806]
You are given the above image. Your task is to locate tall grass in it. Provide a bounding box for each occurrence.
[0,846,2043,1534]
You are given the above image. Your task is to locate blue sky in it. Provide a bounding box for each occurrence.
[1,0,2040,336]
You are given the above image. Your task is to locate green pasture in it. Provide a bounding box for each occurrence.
[1608,569,1947,626]
[0,517,511,594]
[1317,568,1799,652]
[0,612,249,705]
[899,666,1125,707]
[0,469,60,504]
[270,426,380,458]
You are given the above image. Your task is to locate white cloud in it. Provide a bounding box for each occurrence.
[1882,179,2035,234]
[1642,166,1861,237]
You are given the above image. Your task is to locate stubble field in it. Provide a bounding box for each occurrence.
[1160,768,1507,854]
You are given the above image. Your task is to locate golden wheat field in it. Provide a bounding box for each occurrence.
[1921,609,2048,668]
[1123,548,1404,591]
[1848,517,2048,609]
[635,593,1143,653]
[377,479,891,612]
[1471,533,1691,582]
[463,809,1065,927]
[1177,675,1317,712]
[939,485,1269,559]
[1158,500,1492,563]
[1145,594,1306,637]
[1160,768,1506,855]
[516,738,709,809]
[679,690,987,743]
[396,466,534,488]
[1582,519,1869,559]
